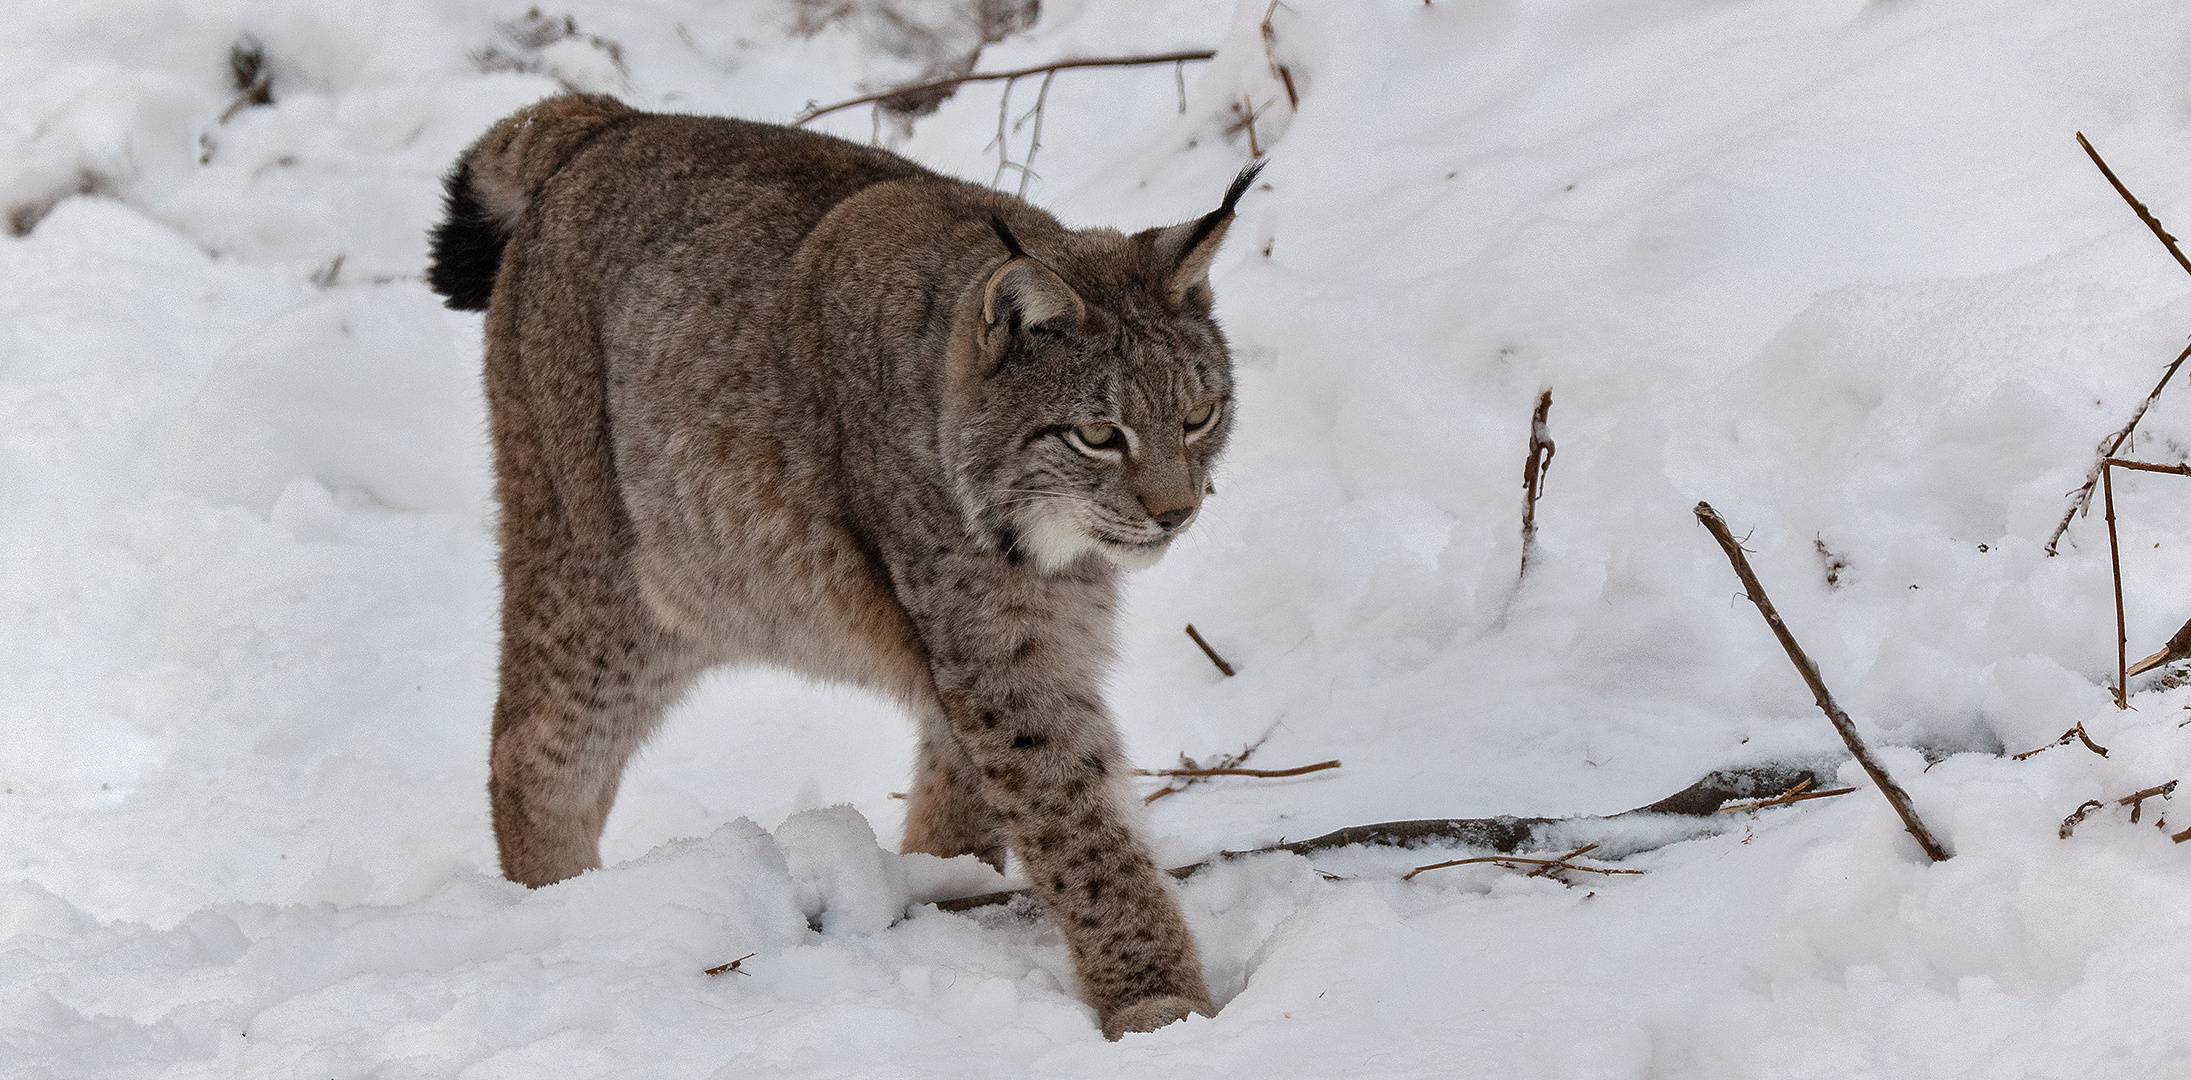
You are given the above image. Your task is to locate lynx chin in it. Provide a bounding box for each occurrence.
[427,94,1258,1039]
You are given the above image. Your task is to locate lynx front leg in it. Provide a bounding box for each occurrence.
[906,568,1213,1038]
[489,567,700,887]
[900,714,1005,869]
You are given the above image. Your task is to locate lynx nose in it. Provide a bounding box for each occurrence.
[1147,504,1194,532]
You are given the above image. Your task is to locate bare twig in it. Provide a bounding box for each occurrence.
[1014,69,1058,199]
[1260,1,1299,109]
[935,762,1837,911]
[1142,728,1276,804]
[2060,781,2178,838]
[704,953,757,976]
[1717,780,1860,813]
[1519,388,1555,580]
[2105,462,2129,708]
[1183,624,1236,676]
[2060,799,2107,839]
[1694,502,1951,861]
[2047,343,2191,555]
[2011,722,2110,760]
[1406,847,1645,882]
[1524,842,1599,878]
[794,51,1217,126]
[2077,132,2191,280]
[2129,617,2191,677]
[2122,779,2175,824]
[988,75,1017,188]
[1134,760,1339,779]
[1240,94,1263,158]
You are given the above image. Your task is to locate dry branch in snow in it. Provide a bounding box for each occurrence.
[2045,132,2191,556]
[2011,722,2109,760]
[793,51,1217,126]
[934,762,1839,911]
[1519,388,1555,580]
[1183,623,1236,677]
[1716,778,1858,813]
[704,953,756,976]
[1694,502,1951,861]
[1133,760,1340,779]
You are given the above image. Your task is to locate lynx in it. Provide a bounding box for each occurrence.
[426,94,1255,1038]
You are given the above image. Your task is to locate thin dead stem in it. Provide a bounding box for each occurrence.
[1716,779,1859,813]
[1134,760,1339,779]
[704,953,757,976]
[2011,722,2110,760]
[1184,623,1236,677]
[2106,461,2129,708]
[1519,388,1555,580]
[1694,502,1951,861]
[2078,132,2191,279]
[795,51,1217,126]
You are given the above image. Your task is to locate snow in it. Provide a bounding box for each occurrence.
[8,0,2191,1074]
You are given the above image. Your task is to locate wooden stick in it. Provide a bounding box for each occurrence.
[1184,624,1236,676]
[1694,502,1950,861]
[794,51,1217,126]
[1519,388,1555,580]
[2060,799,2107,839]
[2104,457,2191,477]
[2011,722,2111,760]
[1134,760,1339,778]
[2105,462,2129,708]
[2046,344,2191,555]
[2077,132,2191,280]
[2121,779,2175,824]
[704,953,757,976]
[1405,849,1645,882]
[1716,780,1861,813]
[1524,842,1598,878]
[934,762,1836,911]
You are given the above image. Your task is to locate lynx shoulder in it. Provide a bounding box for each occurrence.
[428,94,1257,1039]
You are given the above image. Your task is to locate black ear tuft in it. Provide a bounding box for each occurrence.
[1175,160,1266,265]
[988,214,1028,261]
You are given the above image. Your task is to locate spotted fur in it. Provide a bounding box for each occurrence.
[430,95,1252,1038]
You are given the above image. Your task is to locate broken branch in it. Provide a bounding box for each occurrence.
[2011,722,2110,760]
[1405,844,1646,882]
[704,953,757,976]
[1134,760,1340,778]
[2077,132,2191,280]
[1717,779,1859,813]
[1184,623,1236,676]
[1519,388,1555,580]
[2106,462,2130,708]
[934,762,1837,911]
[1695,502,1951,861]
[794,51,1217,126]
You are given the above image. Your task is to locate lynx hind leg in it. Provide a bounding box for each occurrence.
[900,717,1005,869]
[489,568,701,887]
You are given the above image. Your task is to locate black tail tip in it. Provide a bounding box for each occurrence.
[425,162,504,311]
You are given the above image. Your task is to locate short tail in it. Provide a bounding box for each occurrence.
[426,163,503,310]
[424,94,636,311]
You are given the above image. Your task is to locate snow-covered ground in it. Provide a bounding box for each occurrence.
[8,0,2191,1074]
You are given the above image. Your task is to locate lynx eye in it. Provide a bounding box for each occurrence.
[1182,402,1216,431]
[1067,422,1128,456]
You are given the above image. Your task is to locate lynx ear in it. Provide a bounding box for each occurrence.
[981,217,1085,348]
[1153,160,1265,312]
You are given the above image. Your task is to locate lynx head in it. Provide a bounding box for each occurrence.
[943,164,1262,574]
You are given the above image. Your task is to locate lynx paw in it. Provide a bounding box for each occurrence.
[1100,994,1213,1040]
